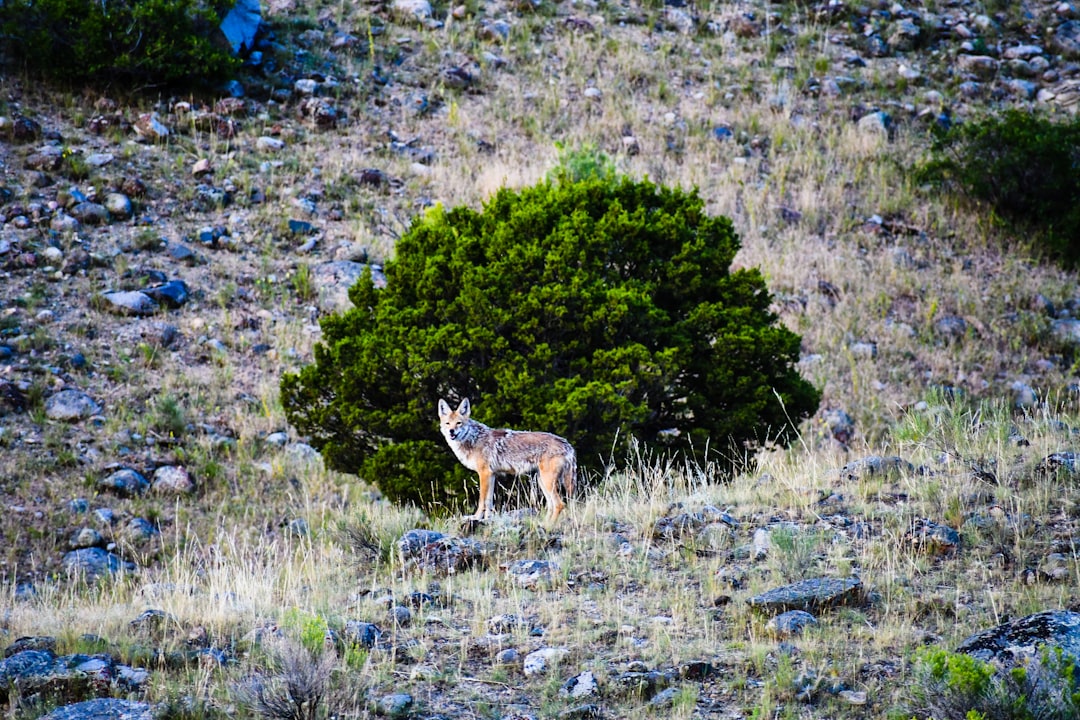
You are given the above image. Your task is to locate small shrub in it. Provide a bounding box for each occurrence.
[0,0,239,90]
[907,647,1080,720]
[547,142,617,184]
[281,177,820,512]
[915,110,1080,268]
[235,639,336,720]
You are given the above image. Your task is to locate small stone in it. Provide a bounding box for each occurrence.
[371,693,413,719]
[101,291,158,317]
[45,389,101,421]
[392,0,431,21]
[104,193,133,220]
[70,202,110,225]
[141,280,190,309]
[767,610,818,637]
[63,547,137,580]
[256,136,285,152]
[69,527,104,549]
[523,647,568,676]
[85,153,114,168]
[152,466,195,494]
[133,112,170,140]
[99,468,149,496]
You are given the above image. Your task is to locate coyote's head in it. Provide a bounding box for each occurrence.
[437,397,472,441]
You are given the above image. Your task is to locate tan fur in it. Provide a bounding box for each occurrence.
[437,397,576,524]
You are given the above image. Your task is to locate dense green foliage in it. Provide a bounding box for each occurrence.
[281,177,820,512]
[915,110,1080,268]
[0,0,238,89]
[907,647,1080,720]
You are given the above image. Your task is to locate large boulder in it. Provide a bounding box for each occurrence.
[956,610,1080,666]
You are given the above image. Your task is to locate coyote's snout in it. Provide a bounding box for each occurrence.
[437,397,576,524]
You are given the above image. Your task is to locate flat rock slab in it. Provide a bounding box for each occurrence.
[747,577,863,614]
[45,390,101,421]
[956,610,1080,665]
[101,291,158,316]
[63,548,137,581]
[98,468,149,497]
[39,699,156,720]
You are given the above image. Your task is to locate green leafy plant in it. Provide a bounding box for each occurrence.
[0,0,239,90]
[547,142,617,184]
[281,177,820,512]
[907,647,1080,720]
[915,110,1080,268]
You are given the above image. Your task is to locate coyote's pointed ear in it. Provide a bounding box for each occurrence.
[437,398,451,417]
[457,397,471,417]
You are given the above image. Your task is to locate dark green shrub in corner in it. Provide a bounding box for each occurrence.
[915,109,1080,268]
[0,0,238,89]
[906,647,1080,720]
[281,176,820,513]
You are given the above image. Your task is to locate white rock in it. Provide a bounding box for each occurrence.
[523,647,568,676]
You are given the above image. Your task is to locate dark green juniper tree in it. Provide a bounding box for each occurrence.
[281,176,820,512]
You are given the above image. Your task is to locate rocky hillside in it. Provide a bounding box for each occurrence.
[3,0,1080,718]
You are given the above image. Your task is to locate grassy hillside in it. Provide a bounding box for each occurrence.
[2,0,1080,717]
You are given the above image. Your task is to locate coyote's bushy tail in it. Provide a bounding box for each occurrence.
[559,447,577,500]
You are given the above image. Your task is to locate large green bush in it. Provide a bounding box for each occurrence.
[915,110,1080,267]
[281,177,820,513]
[0,0,238,89]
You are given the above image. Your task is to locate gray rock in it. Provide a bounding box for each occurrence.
[371,693,413,718]
[906,518,960,554]
[69,527,104,549]
[45,389,101,421]
[398,529,445,558]
[887,19,921,51]
[0,649,56,683]
[822,408,856,445]
[747,577,863,613]
[392,0,431,21]
[256,136,285,152]
[264,431,289,447]
[284,442,320,464]
[3,636,57,657]
[141,280,190,309]
[505,559,559,588]
[956,54,999,78]
[1005,78,1038,100]
[857,111,892,139]
[523,647,568,676]
[101,291,158,317]
[219,0,261,53]
[403,534,486,576]
[768,610,818,637]
[1035,451,1080,476]
[70,202,110,225]
[311,261,387,311]
[99,468,149,496]
[63,548,137,580]
[841,455,913,480]
[610,669,676,699]
[38,699,156,720]
[103,193,132,220]
[560,670,600,699]
[957,611,1080,666]
[1051,20,1080,58]
[389,605,411,627]
[122,518,160,544]
[343,621,382,648]
[152,466,195,494]
[85,153,114,168]
[1051,319,1080,344]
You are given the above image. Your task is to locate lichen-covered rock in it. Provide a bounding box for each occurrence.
[747,577,863,614]
[956,610,1080,665]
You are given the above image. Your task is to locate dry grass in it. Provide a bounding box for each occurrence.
[2,0,1080,717]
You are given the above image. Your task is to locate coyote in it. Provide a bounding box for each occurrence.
[437,397,576,524]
